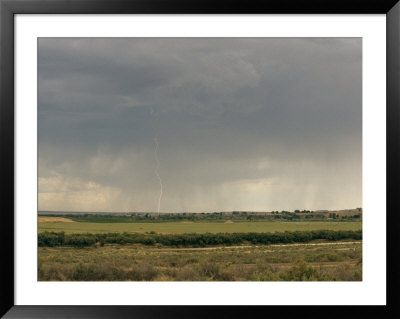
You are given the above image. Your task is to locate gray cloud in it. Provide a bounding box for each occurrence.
[38,38,362,212]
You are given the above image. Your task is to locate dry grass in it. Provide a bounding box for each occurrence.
[38,242,362,281]
[38,217,74,223]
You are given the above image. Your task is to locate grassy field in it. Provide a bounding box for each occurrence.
[38,242,362,281]
[38,216,362,281]
[38,219,362,234]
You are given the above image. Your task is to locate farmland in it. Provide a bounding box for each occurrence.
[38,218,361,234]
[37,212,362,281]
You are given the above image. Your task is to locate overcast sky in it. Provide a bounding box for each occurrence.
[38,38,362,213]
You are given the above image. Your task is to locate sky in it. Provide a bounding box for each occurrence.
[38,38,362,213]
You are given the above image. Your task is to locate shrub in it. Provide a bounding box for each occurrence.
[198,262,220,279]
[127,264,159,281]
[280,259,331,281]
[174,267,203,281]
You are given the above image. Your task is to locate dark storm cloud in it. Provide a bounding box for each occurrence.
[38,38,362,212]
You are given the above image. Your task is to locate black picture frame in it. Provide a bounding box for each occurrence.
[1,0,399,318]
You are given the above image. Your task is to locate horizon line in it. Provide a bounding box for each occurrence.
[38,208,362,214]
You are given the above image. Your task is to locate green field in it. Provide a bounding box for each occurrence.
[38,220,362,234]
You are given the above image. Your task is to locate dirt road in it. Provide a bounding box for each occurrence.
[149,241,362,251]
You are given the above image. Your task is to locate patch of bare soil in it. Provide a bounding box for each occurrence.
[38,217,74,223]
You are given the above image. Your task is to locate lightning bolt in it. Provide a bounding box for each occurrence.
[154,137,163,214]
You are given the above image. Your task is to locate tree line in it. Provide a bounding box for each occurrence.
[40,211,362,223]
[38,230,362,248]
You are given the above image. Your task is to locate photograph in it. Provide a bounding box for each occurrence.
[1,0,398,316]
[37,37,362,282]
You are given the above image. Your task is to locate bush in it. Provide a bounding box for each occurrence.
[280,259,331,281]
[198,262,220,279]
[251,269,279,281]
[174,267,203,281]
[127,264,159,281]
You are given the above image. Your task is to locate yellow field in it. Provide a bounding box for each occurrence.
[38,217,74,223]
[38,219,362,234]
